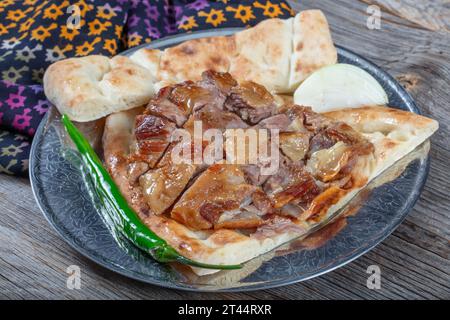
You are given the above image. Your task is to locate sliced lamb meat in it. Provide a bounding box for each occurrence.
[251,215,305,240]
[302,107,333,133]
[308,122,349,156]
[264,158,321,209]
[103,109,151,219]
[200,70,237,95]
[251,189,273,214]
[131,114,176,168]
[308,131,337,155]
[319,122,373,152]
[169,82,224,113]
[183,104,249,134]
[139,147,196,215]
[280,104,330,133]
[171,164,257,230]
[240,144,281,185]
[214,206,264,230]
[145,86,185,126]
[279,132,310,162]
[183,104,248,170]
[241,164,270,186]
[146,80,225,127]
[224,81,276,124]
[307,124,374,184]
[127,161,149,185]
[307,141,351,182]
[111,70,376,235]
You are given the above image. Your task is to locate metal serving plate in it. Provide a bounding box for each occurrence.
[30,29,430,291]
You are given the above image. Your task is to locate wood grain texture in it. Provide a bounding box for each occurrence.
[0,0,449,299]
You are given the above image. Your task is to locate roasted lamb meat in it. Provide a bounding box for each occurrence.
[200,69,237,95]
[145,82,220,127]
[131,114,176,168]
[139,146,196,215]
[171,164,258,230]
[120,70,374,235]
[224,81,277,124]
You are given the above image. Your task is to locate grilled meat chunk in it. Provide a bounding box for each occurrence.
[309,122,373,155]
[241,164,270,186]
[264,157,321,209]
[215,206,265,230]
[225,81,276,124]
[251,189,273,214]
[279,132,310,162]
[146,81,223,127]
[253,114,292,131]
[170,82,223,113]
[200,70,237,95]
[184,104,249,134]
[280,104,330,133]
[139,146,196,215]
[171,164,257,230]
[119,70,376,234]
[132,114,176,167]
[307,123,374,184]
[183,105,248,171]
[145,86,185,126]
[127,161,149,185]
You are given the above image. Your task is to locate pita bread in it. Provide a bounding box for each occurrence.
[102,105,438,275]
[288,10,338,90]
[229,17,293,93]
[132,9,336,93]
[129,48,162,77]
[157,36,237,84]
[43,55,157,122]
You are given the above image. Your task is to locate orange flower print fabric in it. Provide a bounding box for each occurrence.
[0,0,294,176]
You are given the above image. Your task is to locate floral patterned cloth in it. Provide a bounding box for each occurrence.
[0,0,294,176]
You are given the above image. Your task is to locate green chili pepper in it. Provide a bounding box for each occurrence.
[62,114,241,270]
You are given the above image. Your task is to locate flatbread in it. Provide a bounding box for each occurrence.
[158,36,237,83]
[129,48,162,77]
[130,9,336,93]
[288,10,338,90]
[229,17,293,93]
[103,105,438,275]
[44,55,156,122]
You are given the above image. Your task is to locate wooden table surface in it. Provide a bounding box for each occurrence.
[1,0,449,300]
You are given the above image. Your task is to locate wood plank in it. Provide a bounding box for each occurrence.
[360,0,450,32]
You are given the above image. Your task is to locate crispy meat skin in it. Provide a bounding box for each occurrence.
[145,70,235,127]
[139,145,196,215]
[201,70,237,95]
[146,82,223,127]
[126,70,375,233]
[183,104,248,134]
[132,114,176,167]
[145,86,185,126]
